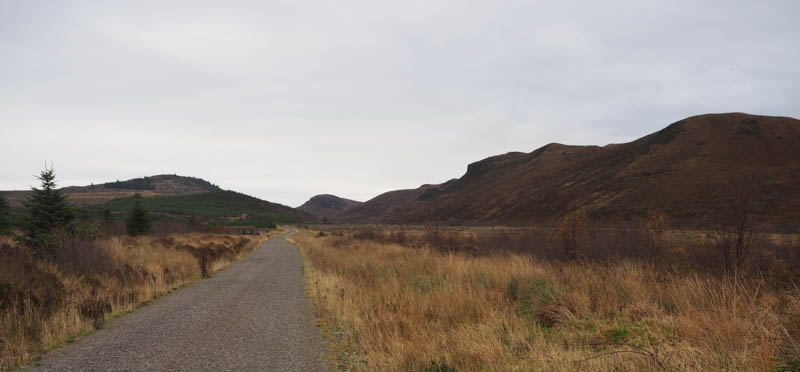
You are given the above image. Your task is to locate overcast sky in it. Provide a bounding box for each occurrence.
[1,1,799,207]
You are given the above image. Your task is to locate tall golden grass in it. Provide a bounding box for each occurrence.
[292,230,800,371]
[0,229,282,370]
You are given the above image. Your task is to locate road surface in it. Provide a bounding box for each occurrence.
[34,230,329,371]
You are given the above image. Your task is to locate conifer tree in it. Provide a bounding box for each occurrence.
[0,195,11,235]
[126,194,151,236]
[102,209,112,224]
[22,166,76,253]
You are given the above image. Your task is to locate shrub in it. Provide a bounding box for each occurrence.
[78,298,112,329]
[643,210,670,252]
[48,231,116,275]
[557,210,588,260]
[708,171,762,273]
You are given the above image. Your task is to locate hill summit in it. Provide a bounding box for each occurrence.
[298,194,362,220]
[1,174,221,207]
[76,174,221,194]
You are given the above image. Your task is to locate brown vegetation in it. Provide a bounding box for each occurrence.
[0,174,219,208]
[298,194,363,220]
[293,227,800,371]
[339,113,800,228]
[0,229,281,370]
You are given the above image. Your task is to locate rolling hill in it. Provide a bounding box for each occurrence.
[1,174,317,227]
[339,113,800,228]
[298,194,362,220]
[1,174,220,208]
[98,190,316,227]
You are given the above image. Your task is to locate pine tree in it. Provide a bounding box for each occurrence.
[22,166,76,254]
[126,194,151,236]
[102,209,113,224]
[0,195,11,235]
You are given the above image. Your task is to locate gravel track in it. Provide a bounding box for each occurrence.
[33,230,329,371]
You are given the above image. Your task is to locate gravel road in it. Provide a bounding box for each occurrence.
[33,230,329,371]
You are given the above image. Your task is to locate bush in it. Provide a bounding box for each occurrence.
[48,230,116,275]
[643,210,670,252]
[557,211,588,260]
[707,171,762,273]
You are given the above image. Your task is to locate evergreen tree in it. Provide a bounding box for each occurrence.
[126,195,151,236]
[102,209,113,224]
[22,166,76,253]
[0,195,11,235]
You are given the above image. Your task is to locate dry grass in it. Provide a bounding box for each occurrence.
[0,228,283,370]
[292,229,800,371]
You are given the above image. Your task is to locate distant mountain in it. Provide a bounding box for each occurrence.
[75,174,221,194]
[1,174,220,207]
[298,194,362,220]
[340,113,800,228]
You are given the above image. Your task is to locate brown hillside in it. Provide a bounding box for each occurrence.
[298,194,363,220]
[1,174,220,208]
[340,113,800,227]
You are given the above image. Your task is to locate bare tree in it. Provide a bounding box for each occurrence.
[708,170,762,273]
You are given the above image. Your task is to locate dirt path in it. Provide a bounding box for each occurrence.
[33,230,329,371]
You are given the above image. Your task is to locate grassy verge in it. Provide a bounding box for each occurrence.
[0,228,284,370]
[292,229,800,371]
[290,233,368,370]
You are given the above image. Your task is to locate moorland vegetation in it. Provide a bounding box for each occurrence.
[0,167,276,370]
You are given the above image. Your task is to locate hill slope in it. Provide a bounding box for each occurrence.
[1,174,220,207]
[2,174,317,227]
[99,190,316,227]
[340,113,800,226]
[298,194,362,220]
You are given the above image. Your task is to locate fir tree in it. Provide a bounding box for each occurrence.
[126,194,151,236]
[22,166,76,253]
[102,209,113,224]
[0,195,11,235]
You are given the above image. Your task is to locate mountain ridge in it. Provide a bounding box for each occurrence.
[339,113,800,227]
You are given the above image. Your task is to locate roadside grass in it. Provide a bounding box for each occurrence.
[292,234,368,371]
[0,229,283,370]
[293,229,800,371]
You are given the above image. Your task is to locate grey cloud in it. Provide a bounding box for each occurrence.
[1,0,798,206]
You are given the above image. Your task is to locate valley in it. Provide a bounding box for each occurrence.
[2,113,799,371]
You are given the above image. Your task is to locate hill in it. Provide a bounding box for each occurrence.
[1,174,317,227]
[97,190,316,227]
[298,194,362,220]
[340,113,800,227]
[1,174,220,208]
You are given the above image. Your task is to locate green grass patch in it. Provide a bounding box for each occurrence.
[605,325,629,344]
[508,277,559,326]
